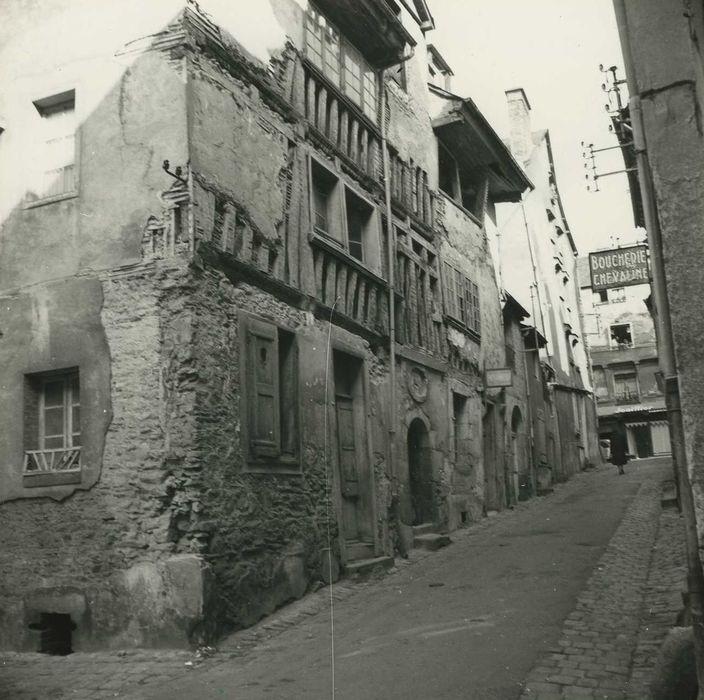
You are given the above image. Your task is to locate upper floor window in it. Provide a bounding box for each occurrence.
[614,372,638,401]
[610,323,633,348]
[437,141,485,220]
[305,6,378,121]
[443,262,481,336]
[309,156,380,268]
[32,90,77,200]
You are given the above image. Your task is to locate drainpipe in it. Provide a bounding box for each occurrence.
[380,76,400,551]
[613,1,704,692]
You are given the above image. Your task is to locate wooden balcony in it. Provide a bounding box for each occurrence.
[304,65,381,182]
[311,234,389,336]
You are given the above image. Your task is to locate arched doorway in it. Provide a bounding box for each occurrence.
[407,418,435,525]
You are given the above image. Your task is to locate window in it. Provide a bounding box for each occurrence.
[388,61,406,90]
[443,262,481,335]
[614,373,638,401]
[311,160,341,241]
[438,143,460,201]
[611,287,626,302]
[32,90,76,199]
[309,157,380,267]
[305,5,378,121]
[23,370,81,485]
[437,141,484,218]
[596,289,608,303]
[345,188,374,263]
[610,323,633,348]
[243,316,299,468]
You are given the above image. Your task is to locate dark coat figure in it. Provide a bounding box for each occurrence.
[610,427,629,474]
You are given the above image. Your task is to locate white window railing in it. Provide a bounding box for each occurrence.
[23,447,81,475]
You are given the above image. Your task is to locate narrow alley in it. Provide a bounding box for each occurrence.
[0,457,682,700]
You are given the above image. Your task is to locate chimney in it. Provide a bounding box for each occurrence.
[505,88,533,164]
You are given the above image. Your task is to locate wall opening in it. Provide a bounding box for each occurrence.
[29,613,76,655]
[407,418,435,525]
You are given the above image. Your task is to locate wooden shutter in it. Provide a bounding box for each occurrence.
[246,318,280,458]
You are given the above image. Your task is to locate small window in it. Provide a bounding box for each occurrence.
[614,372,638,401]
[32,90,77,199]
[443,262,481,335]
[345,188,374,263]
[311,159,341,242]
[610,323,633,348]
[388,61,406,91]
[611,287,626,302]
[438,142,460,200]
[304,5,378,120]
[243,316,299,469]
[24,369,81,486]
[596,289,608,303]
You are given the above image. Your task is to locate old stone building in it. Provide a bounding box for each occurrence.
[495,89,601,487]
[577,254,670,458]
[0,0,530,650]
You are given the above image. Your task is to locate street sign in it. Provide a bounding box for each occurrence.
[485,368,513,388]
[589,245,649,291]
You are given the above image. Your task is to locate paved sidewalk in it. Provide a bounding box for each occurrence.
[520,463,686,700]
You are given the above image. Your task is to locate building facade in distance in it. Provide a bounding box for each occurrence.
[578,255,670,458]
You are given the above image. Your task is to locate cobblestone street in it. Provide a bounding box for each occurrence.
[0,458,685,700]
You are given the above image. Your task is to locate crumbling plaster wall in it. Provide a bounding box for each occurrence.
[0,45,188,291]
[0,261,210,650]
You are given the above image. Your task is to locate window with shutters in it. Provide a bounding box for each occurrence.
[443,262,481,336]
[304,5,378,122]
[242,315,299,471]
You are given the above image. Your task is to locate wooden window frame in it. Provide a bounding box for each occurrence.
[23,368,82,488]
[240,314,300,473]
[304,4,379,122]
[442,261,481,337]
[308,154,382,273]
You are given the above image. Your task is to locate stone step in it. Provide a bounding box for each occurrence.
[344,555,394,578]
[345,541,375,561]
[412,522,437,536]
[413,533,452,551]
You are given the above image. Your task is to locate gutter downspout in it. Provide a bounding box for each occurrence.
[613,2,704,693]
[381,76,401,554]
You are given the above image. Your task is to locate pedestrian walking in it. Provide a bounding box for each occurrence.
[610,426,629,475]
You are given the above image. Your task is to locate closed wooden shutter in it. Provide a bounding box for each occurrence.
[246,318,280,458]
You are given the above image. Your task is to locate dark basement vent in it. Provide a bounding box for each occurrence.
[29,613,76,655]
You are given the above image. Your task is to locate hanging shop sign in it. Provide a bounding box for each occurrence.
[589,245,649,291]
[485,368,513,388]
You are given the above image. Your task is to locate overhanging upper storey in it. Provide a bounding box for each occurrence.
[312,0,417,68]
[431,86,533,205]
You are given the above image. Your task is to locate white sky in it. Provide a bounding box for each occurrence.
[428,0,644,255]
